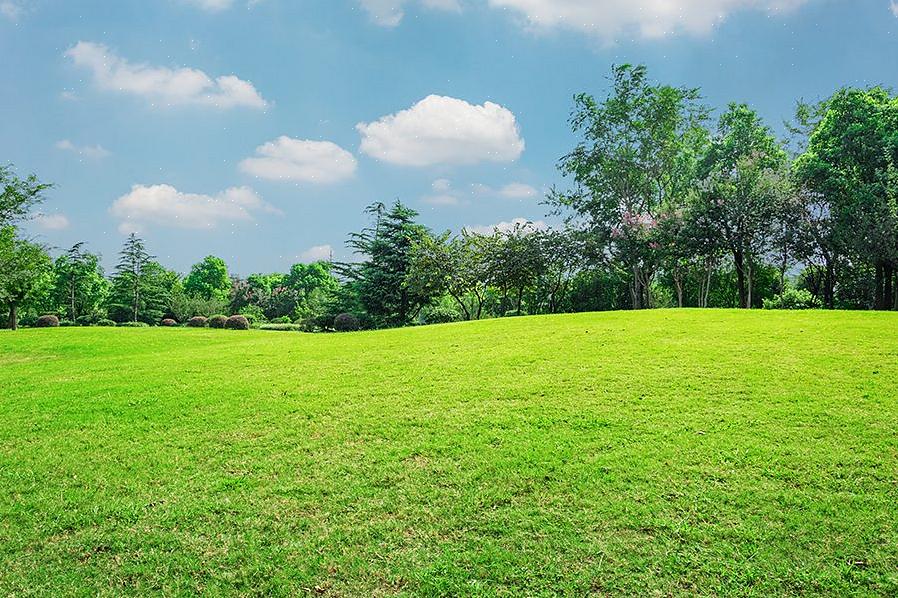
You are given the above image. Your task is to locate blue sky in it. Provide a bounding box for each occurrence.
[2,0,897,275]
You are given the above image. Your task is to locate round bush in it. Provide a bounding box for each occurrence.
[333,313,359,332]
[208,315,228,329]
[35,315,60,328]
[97,319,117,327]
[225,315,250,330]
[186,316,208,328]
[161,318,178,327]
[423,305,462,324]
[118,321,149,328]
[271,315,292,324]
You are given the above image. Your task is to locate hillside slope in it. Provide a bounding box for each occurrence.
[1,310,897,595]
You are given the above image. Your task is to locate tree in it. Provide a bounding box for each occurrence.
[408,232,490,321]
[550,64,709,309]
[0,227,52,330]
[793,87,898,309]
[107,234,171,323]
[341,201,432,327]
[1,165,52,227]
[184,255,231,301]
[51,243,109,321]
[695,104,790,308]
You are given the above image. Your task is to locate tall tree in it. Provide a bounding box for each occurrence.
[695,104,790,308]
[184,255,231,301]
[793,87,898,309]
[52,242,108,321]
[341,201,432,327]
[550,64,709,309]
[107,234,170,323]
[0,227,52,330]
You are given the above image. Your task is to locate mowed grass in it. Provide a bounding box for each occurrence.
[1,311,897,596]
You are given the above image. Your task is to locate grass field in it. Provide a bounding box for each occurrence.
[1,310,897,596]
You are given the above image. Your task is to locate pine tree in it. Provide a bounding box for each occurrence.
[108,234,169,323]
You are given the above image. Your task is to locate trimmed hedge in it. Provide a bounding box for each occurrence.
[208,315,228,329]
[259,323,303,331]
[186,316,208,328]
[334,313,359,332]
[118,321,149,328]
[97,319,117,327]
[225,315,250,330]
[35,315,60,328]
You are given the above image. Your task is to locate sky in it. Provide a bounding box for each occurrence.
[2,0,898,276]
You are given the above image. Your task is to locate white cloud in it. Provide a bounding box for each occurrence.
[892,1,898,17]
[34,213,70,231]
[357,95,524,167]
[55,139,110,160]
[298,244,334,263]
[498,182,538,199]
[359,0,461,27]
[487,0,811,42]
[464,217,548,236]
[185,0,234,10]
[65,41,267,110]
[0,1,22,20]
[110,184,276,233]
[422,178,462,206]
[239,137,357,183]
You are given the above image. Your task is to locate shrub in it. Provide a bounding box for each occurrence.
[35,315,59,328]
[225,315,250,330]
[422,305,462,325]
[75,314,97,327]
[97,319,117,327]
[161,318,178,327]
[259,323,303,331]
[208,315,228,329]
[271,315,292,324]
[333,313,359,332]
[118,321,149,327]
[59,320,76,327]
[186,316,208,328]
[503,310,523,318]
[238,305,266,326]
[763,287,821,310]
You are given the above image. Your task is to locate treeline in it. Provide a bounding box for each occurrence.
[2,65,898,331]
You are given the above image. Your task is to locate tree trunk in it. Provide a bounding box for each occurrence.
[875,263,885,310]
[824,258,835,310]
[8,303,18,331]
[882,264,895,309]
[734,249,748,309]
[449,292,471,320]
[746,261,753,309]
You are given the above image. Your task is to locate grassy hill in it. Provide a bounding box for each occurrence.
[2,310,897,596]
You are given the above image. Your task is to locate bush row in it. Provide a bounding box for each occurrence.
[27,312,362,331]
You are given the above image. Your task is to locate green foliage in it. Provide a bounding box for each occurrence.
[0,226,53,330]
[169,289,228,322]
[420,302,462,324]
[107,235,173,324]
[259,323,303,331]
[0,164,52,227]
[225,315,250,330]
[50,243,109,321]
[341,201,433,327]
[237,304,266,325]
[117,321,149,328]
[184,255,230,301]
[763,287,821,310]
[96,319,117,327]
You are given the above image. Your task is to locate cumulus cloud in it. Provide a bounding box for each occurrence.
[239,137,357,183]
[298,244,334,263]
[65,41,268,109]
[359,0,461,27]
[498,182,538,199]
[55,139,110,160]
[357,95,524,167]
[33,213,70,231]
[464,217,548,236]
[487,0,811,42]
[110,184,276,233]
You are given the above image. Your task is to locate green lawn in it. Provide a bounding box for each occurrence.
[1,310,897,596]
